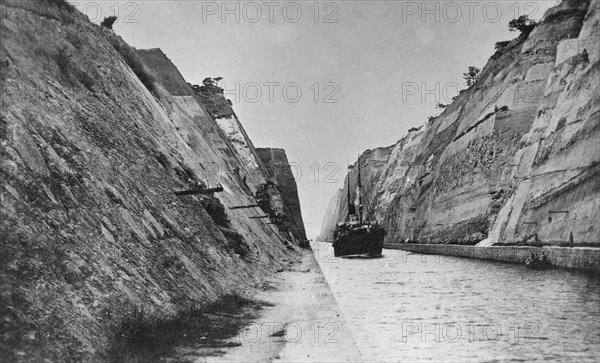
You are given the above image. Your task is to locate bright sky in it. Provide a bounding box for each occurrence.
[71,0,558,238]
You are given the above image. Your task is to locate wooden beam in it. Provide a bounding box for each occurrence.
[174,186,224,196]
[229,204,261,210]
[249,215,269,219]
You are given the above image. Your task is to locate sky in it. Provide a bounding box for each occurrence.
[71,0,558,238]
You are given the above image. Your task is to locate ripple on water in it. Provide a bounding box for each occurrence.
[314,242,600,363]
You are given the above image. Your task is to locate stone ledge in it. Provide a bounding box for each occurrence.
[383,243,600,273]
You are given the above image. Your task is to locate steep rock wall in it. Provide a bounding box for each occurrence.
[136,50,307,244]
[256,148,307,242]
[0,2,303,360]
[136,48,271,194]
[317,188,342,242]
[320,0,599,247]
[136,49,306,246]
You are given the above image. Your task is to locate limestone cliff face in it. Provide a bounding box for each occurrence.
[320,0,599,247]
[135,48,272,195]
[256,148,307,242]
[317,188,342,242]
[0,2,303,360]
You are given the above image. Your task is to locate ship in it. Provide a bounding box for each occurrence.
[332,161,385,257]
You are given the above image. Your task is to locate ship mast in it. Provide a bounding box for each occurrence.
[357,160,363,224]
[346,172,352,222]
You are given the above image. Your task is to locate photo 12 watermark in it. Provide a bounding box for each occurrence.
[200,1,341,24]
[401,81,549,106]
[71,1,141,24]
[218,81,340,104]
[401,321,541,344]
[312,242,461,266]
[187,160,343,184]
[234,321,341,344]
[400,2,542,24]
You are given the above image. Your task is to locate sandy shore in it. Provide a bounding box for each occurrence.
[186,249,363,362]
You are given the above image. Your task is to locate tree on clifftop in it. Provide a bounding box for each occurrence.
[509,15,538,36]
[463,66,480,88]
[200,77,226,93]
[494,40,511,51]
[202,77,216,87]
[101,16,117,29]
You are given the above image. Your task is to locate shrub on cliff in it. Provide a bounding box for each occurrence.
[509,15,538,36]
[462,66,480,88]
[101,16,117,29]
[189,78,234,119]
[494,41,511,51]
[201,197,231,228]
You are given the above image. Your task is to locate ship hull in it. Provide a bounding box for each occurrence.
[333,227,385,257]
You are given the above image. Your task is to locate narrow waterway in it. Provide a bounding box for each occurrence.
[313,242,600,362]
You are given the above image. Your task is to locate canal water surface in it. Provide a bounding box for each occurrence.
[313,242,600,362]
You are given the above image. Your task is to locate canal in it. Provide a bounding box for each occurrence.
[313,242,600,362]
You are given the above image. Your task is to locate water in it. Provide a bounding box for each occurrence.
[313,242,600,362]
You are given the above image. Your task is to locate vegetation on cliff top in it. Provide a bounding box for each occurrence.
[509,15,538,36]
[189,78,235,119]
[422,14,539,132]
[462,66,481,88]
[100,16,118,30]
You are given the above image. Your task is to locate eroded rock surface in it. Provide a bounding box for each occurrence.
[320,0,599,247]
[256,148,307,242]
[1,2,304,360]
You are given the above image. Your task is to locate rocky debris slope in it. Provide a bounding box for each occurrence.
[320,0,599,247]
[0,1,304,360]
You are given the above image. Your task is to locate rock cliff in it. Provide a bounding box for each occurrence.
[0,1,304,360]
[317,188,342,242]
[320,0,599,247]
[256,148,307,242]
